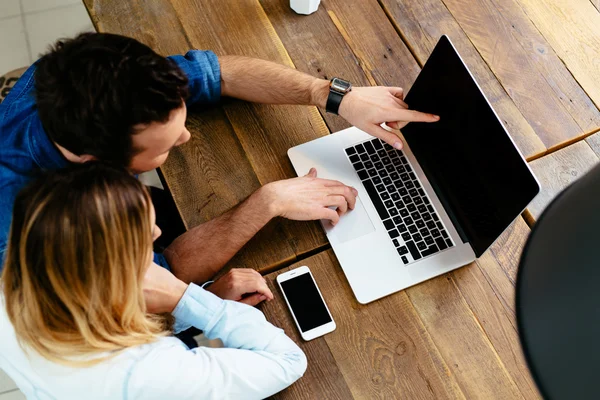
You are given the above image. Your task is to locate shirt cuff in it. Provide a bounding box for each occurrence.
[172,283,225,334]
[168,50,221,105]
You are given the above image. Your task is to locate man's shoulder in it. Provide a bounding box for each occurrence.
[0,64,40,147]
[0,64,37,118]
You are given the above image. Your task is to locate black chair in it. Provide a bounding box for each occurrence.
[517,162,600,399]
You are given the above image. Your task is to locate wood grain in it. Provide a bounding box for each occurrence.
[262,251,465,399]
[320,0,420,90]
[84,0,330,271]
[517,0,600,117]
[526,140,599,222]
[378,0,545,159]
[586,130,600,157]
[262,244,539,399]
[405,275,523,399]
[436,0,591,150]
[452,218,540,399]
[257,0,370,134]
[489,0,600,134]
[84,0,191,55]
[261,0,420,103]
[451,263,539,399]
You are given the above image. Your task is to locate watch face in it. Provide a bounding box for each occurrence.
[330,78,351,93]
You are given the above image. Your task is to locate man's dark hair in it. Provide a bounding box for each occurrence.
[35,33,189,166]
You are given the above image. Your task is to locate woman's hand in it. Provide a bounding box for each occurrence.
[207,268,274,306]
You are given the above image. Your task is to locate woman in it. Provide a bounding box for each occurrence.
[0,162,306,399]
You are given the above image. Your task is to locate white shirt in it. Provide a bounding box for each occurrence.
[0,284,307,399]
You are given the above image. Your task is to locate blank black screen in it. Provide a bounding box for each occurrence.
[280,272,332,332]
[402,36,539,256]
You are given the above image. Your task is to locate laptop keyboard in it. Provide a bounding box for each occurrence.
[345,138,454,265]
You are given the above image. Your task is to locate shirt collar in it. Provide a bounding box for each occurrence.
[28,116,69,170]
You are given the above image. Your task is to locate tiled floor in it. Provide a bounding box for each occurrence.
[0,2,94,397]
[0,0,94,76]
[0,371,22,399]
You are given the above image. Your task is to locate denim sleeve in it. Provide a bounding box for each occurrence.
[152,252,171,272]
[168,50,221,106]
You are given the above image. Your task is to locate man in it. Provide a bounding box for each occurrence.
[0,33,438,307]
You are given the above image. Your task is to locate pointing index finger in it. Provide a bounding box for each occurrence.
[396,109,440,123]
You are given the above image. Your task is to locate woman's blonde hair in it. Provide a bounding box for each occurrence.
[2,162,168,366]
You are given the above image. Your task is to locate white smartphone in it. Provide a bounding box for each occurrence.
[277,266,336,341]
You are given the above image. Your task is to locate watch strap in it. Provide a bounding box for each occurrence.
[326,90,344,115]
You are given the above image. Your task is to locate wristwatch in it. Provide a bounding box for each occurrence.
[326,77,352,115]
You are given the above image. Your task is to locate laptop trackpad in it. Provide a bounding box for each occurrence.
[324,196,376,243]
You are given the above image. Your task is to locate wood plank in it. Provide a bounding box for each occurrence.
[432,0,590,149]
[262,251,465,399]
[586,130,600,157]
[319,0,420,90]
[165,108,260,229]
[409,216,540,400]
[486,217,530,289]
[257,0,370,134]
[406,274,524,399]
[262,246,538,399]
[84,0,192,55]
[84,0,330,271]
[526,141,599,222]
[451,218,540,399]
[451,263,539,399]
[451,218,536,399]
[378,0,545,159]
[261,0,421,99]
[517,0,600,117]
[489,0,600,134]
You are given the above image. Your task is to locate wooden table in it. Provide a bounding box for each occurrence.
[84,0,600,397]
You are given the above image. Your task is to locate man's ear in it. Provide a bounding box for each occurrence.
[79,154,97,163]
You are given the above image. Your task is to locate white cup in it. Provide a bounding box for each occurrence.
[290,0,321,15]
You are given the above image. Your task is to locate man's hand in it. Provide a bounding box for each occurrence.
[143,262,189,314]
[338,86,439,150]
[207,268,274,306]
[260,168,358,226]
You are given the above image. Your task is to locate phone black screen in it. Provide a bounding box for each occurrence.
[280,272,332,332]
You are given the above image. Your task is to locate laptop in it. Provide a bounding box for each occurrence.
[287,35,540,304]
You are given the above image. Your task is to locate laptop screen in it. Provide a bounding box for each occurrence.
[402,36,539,257]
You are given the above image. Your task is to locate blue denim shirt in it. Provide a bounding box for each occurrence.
[0,50,221,266]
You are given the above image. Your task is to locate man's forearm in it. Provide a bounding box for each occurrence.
[164,186,276,283]
[219,55,329,107]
